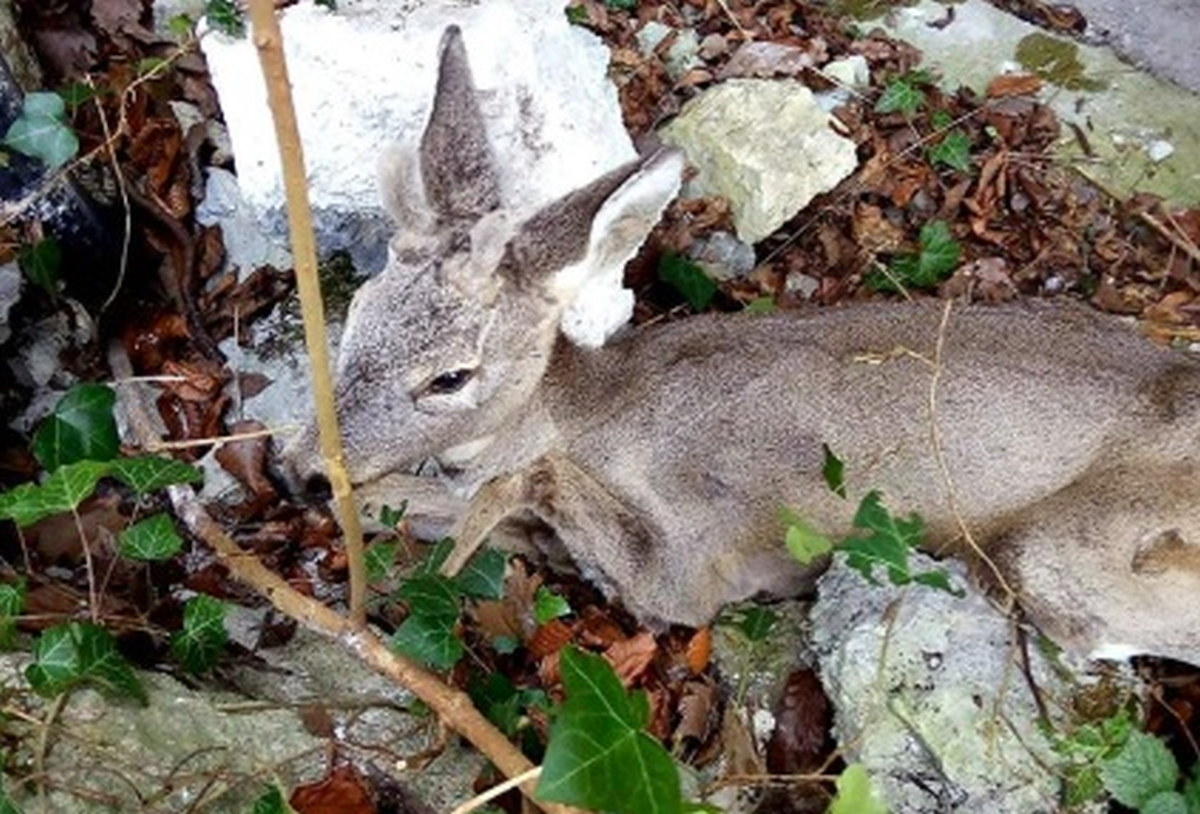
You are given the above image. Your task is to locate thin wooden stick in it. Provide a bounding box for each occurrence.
[244,0,367,623]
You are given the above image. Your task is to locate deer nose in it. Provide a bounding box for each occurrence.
[276,447,333,504]
[299,472,333,504]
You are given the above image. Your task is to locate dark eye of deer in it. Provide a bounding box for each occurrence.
[427,369,473,395]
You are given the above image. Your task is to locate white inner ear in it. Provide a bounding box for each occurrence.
[379,145,437,242]
[552,151,684,306]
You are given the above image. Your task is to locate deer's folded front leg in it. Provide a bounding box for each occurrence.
[440,454,669,618]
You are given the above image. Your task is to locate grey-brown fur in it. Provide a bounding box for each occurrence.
[285,26,1200,662]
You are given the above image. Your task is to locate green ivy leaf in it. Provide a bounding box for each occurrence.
[779,506,833,565]
[17,237,62,296]
[57,82,104,111]
[538,648,682,814]
[26,622,146,703]
[33,384,120,471]
[398,574,461,618]
[393,573,464,669]
[1181,769,1200,811]
[455,547,508,600]
[841,490,924,584]
[1101,730,1180,809]
[875,78,925,116]
[108,455,203,495]
[744,296,776,314]
[534,586,572,624]
[170,594,228,673]
[166,13,195,40]
[250,785,291,814]
[0,581,26,650]
[828,764,888,814]
[378,501,407,528]
[867,220,961,293]
[0,784,25,814]
[0,460,112,527]
[392,611,463,670]
[657,253,717,312]
[2,92,79,170]
[822,443,846,498]
[1141,791,1189,814]
[118,513,183,561]
[840,491,962,596]
[718,605,778,643]
[470,672,550,758]
[929,129,972,172]
[365,540,399,583]
[413,538,456,576]
[205,0,246,37]
[136,58,169,78]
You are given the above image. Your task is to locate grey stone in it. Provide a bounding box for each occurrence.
[811,555,1065,814]
[661,79,858,243]
[2,629,483,813]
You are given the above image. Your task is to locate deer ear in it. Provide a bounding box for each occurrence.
[503,150,684,298]
[418,26,502,223]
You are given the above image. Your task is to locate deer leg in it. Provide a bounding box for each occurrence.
[439,472,540,576]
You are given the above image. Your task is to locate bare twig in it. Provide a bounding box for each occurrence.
[449,767,543,814]
[244,0,367,623]
[925,300,1017,605]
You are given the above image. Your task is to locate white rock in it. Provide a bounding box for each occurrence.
[201,0,640,344]
[636,21,702,80]
[661,79,858,243]
[1147,138,1175,162]
[195,168,293,278]
[822,54,870,90]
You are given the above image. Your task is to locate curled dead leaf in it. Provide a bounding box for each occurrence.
[604,630,658,686]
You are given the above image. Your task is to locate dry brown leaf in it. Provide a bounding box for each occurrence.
[940,257,1017,302]
[718,707,764,779]
[161,359,225,402]
[1144,289,1197,325]
[684,626,712,674]
[290,764,374,814]
[605,630,658,686]
[576,605,628,649]
[528,618,575,660]
[852,203,906,254]
[469,599,523,642]
[718,41,817,80]
[91,0,153,42]
[675,680,718,744]
[766,668,833,775]
[214,420,277,502]
[986,72,1043,98]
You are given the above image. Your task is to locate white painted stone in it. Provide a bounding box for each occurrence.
[661,79,858,244]
[201,0,640,344]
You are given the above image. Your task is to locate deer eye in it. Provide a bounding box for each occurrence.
[426,368,474,395]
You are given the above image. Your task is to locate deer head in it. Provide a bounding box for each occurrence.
[283,25,682,498]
